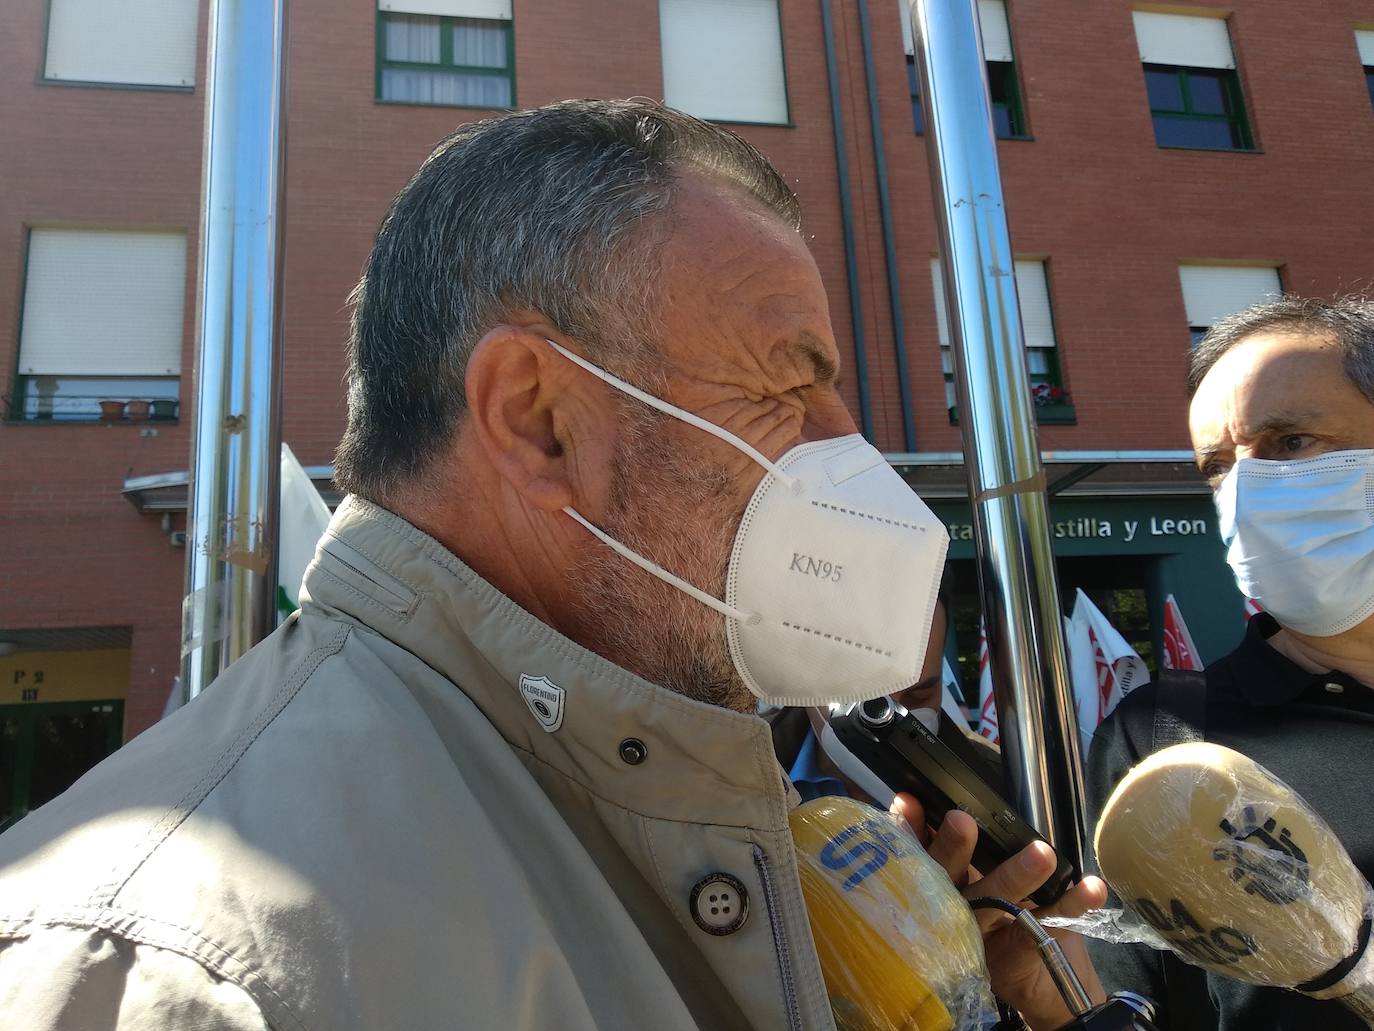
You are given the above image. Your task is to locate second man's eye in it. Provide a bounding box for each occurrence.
[1279,434,1314,454]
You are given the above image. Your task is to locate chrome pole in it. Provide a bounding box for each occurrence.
[910,0,1087,868]
[181,0,288,701]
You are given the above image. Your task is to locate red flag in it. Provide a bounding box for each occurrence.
[1162,594,1204,672]
[976,623,998,744]
[1088,626,1116,724]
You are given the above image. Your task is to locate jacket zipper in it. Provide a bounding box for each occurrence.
[753,844,805,1031]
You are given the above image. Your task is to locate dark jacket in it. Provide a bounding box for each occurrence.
[1086,613,1374,1031]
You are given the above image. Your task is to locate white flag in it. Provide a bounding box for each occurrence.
[278,444,332,620]
[975,623,998,744]
[1065,589,1149,753]
[940,656,972,731]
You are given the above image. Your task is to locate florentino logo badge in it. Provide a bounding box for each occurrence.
[519,674,565,733]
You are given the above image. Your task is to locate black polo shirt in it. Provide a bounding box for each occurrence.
[1086,614,1374,1031]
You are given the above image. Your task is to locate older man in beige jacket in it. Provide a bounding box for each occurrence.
[0,100,1102,1030]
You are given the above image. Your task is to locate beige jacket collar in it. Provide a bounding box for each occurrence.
[303,496,793,833]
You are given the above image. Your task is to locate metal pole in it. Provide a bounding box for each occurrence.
[909,0,1087,870]
[181,0,289,701]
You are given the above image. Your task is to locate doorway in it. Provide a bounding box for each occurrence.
[0,700,124,831]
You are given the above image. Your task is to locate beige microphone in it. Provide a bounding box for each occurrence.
[1095,741,1374,1023]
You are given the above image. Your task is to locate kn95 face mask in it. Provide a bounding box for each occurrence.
[546,339,949,707]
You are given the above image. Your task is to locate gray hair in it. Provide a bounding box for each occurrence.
[334,99,801,501]
[1188,295,1374,402]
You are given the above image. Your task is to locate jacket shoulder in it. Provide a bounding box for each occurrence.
[0,614,353,922]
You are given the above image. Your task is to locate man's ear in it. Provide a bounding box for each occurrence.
[463,326,603,513]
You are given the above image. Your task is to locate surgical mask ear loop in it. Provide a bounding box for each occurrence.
[545,338,801,493]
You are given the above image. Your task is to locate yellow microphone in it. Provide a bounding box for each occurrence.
[789,796,998,1031]
[1094,742,1374,1021]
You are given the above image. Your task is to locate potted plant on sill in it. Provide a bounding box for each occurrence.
[150,399,178,421]
[126,399,151,422]
[1031,383,1070,408]
[98,400,126,422]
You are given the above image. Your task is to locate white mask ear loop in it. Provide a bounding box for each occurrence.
[545,338,801,492]
[562,508,758,625]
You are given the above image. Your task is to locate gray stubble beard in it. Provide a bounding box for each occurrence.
[572,401,757,713]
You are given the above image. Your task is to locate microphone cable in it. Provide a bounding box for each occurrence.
[968,896,1093,1019]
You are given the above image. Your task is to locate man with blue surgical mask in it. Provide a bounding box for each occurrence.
[1087,295,1374,1031]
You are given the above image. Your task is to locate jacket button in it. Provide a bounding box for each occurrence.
[619,738,647,765]
[689,873,749,936]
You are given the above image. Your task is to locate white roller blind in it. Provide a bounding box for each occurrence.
[1357,30,1374,66]
[901,0,1011,61]
[19,229,187,377]
[1132,12,1235,70]
[44,0,198,87]
[930,259,1056,348]
[978,0,1014,63]
[1178,266,1282,329]
[931,260,953,346]
[1014,261,1056,349]
[660,0,789,124]
[378,0,511,18]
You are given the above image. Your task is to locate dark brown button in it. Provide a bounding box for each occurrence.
[618,738,647,765]
[689,873,749,936]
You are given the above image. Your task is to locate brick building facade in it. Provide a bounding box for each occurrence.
[2,0,1372,822]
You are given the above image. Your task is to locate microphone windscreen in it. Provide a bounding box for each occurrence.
[790,796,996,1031]
[1094,741,1371,993]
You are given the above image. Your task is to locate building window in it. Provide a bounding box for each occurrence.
[931,259,1070,420]
[1133,11,1252,151]
[660,0,789,125]
[907,57,925,134]
[901,0,1024,137]
[1178,265,1282,345]
[376,1,514,108]
[43,0,198,88]
[1358,31,1374,109]
[1142,65,1251,150]
[11,229,185,423]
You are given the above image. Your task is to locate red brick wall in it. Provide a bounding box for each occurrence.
[3,0,1372,736]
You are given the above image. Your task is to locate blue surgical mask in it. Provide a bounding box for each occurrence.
[1215,450,1374,637]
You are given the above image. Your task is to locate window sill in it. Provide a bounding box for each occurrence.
[947,403,1076,426]
[4,418,181,427]
[374,98,514,112]
[707,118,796,129]
[998,133,1035,142]
[36,77,194,93]
[1034,403,1077,424]
[1155,144,1263,155]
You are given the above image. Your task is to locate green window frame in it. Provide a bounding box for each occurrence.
[985,59,1027,138]
[907,55,1025,139]
[375,11,515,109]
[1365,66,1374,110]
[942,350,1072,423]
[1144,63,1253,151]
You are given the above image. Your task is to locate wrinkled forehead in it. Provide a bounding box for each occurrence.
[655,176,839,377]
[1189,332,1352,442]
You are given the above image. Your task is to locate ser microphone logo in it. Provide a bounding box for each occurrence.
[1211,805,1311,906]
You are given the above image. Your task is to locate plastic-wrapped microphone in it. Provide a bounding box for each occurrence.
[790,795,999,1030]
[1094,742,1374,1024]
